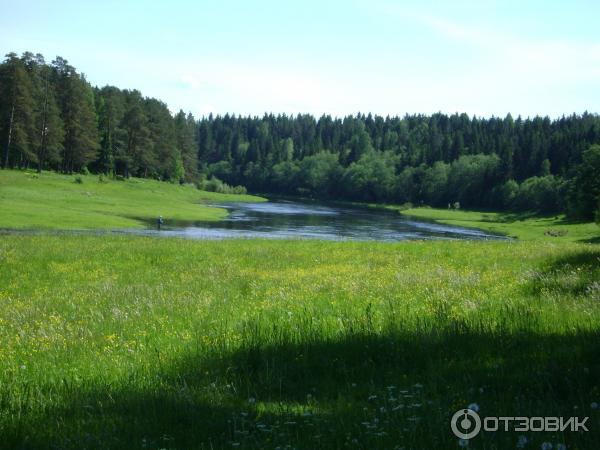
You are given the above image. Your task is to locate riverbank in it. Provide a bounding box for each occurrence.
[1,235,599,449]
[258,194,599,243]
[0,169,265,229]
[392,207,599,243]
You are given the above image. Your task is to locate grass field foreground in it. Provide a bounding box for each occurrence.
[1,236,600,449]
[0,170,265,229]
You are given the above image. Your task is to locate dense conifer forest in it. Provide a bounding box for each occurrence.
[1,52,599,219]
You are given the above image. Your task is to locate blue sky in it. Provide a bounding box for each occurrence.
[1,0,599,118]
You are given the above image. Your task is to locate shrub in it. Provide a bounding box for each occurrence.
[514,175,565,213]
[198,176,248,195]
[74,176,83,184]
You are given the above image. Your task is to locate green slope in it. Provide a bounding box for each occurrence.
[0,170,265,229]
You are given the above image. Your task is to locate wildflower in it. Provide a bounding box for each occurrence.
[516,435,528,448]
[368,395,378,401]
[458,438,469,447]
[591,402,599,410]
[540,443,552,450]
[467,403,480,413]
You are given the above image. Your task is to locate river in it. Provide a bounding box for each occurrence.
[127,200,506,242]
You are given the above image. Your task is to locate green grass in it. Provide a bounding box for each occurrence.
[1,236,600,449]
[0,170,265,229]
[393,207,599,242]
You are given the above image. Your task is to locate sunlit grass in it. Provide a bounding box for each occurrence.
[0,169,265,229]
[1,236,599,449]
[396,207,599,242]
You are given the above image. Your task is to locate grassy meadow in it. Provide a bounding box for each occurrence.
[0,170,265,229]
[1,170,600,449]
[1,236,600,449]
[397,207,599,243]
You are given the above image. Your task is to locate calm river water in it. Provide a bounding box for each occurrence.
[127,200,506,242]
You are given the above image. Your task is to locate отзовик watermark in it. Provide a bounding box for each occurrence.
[451,408,589,440]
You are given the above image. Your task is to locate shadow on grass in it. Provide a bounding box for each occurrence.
[581,235,600,244]
[530,248,600,297]
[494,211,542,223]
[9,326,600,450]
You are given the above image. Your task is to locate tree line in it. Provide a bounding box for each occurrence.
[1,52,599,219]
[0,52,197,183]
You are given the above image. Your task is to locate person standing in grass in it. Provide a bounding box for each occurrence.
[157,215,164,230]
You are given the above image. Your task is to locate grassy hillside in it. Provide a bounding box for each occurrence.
[394,207,599,242]
[0,170,265,229]
[1,236,599,449]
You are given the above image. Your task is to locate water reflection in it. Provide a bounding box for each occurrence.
[126,200,507,242]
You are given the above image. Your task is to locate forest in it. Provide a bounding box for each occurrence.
[1,51,599,219]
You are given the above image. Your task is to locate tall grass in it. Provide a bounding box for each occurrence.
[1,236,599,449]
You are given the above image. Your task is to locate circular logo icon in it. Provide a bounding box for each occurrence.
[451,408,482,439]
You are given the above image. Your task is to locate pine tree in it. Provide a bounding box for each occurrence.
[174,110,198,181]
[96,86,126,175]
[22,53,64,172]
[0,53,37,169]
[119,90,151,178]
[53,57,99,173]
